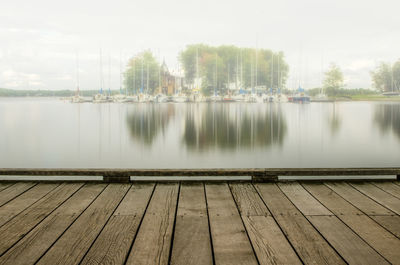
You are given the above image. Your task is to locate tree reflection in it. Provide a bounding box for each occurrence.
[126,104,174,145]
[183,104,287,151]
[374,104,400,139]
[327,103,342,136]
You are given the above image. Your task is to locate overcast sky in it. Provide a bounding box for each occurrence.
[0,0,399,90]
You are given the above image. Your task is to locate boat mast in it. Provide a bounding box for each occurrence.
[99,48,103,94]
[76,51,80,96]
[196,48,199,90]
[146,62,149,94]
[141,57,144,94]
[108,53,111,96]
[271,53,274,94]
[215,53,217,96]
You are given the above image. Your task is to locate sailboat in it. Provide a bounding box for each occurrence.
[93,49,111,103]
[70,52,90,103]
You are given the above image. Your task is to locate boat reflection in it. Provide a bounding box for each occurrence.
[374,103,400,139]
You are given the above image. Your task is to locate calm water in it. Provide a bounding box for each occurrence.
[0,98,399,168]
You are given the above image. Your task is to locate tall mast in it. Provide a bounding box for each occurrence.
[76,51,80,96]
[277,53,280,92]
[146,62,149,94]
[108,53,111,96]
[215,53,217,96]
[141,57,144,94]
[99,48,103,94]
[196,48,199,90]
[255,48,258,89]
[236,53,239,90]
[271,53,274,93]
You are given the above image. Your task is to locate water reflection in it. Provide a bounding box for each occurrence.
[126,104,174,144]
[374,103,400,139]
[327,103,342,136]
[182,104,287,151]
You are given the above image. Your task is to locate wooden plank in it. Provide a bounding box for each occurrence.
[0,183,83,255]
[36,184,129,265]
[370,215,400,238]
[255,183,346,265]
[373,181,400,199]
[325,182,394,215]
[0,182,36,207]
[279,183,390,264]
[0,183,12,192]
[303,183,400,264]
[81,184,155,265]
[205,183,258,265]
[170,183,213,265]
[350,182,400,214]
[230,183,301,265]
[230,183,271,216]
[278,182,333,216]
[0,183,58,227]
[324,182,400,237]
[126,183,179,265]
[308,215,389,265]
[0,183,106,265]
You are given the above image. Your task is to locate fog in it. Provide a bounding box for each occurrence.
[1,0,399,90]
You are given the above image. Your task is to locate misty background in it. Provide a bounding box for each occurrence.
[0,0,399,90]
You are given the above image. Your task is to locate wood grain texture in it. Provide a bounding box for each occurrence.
[255,183,346,265]
[303,183,400,264]
[206,183,259,265]
[373,181,400,199]
[0,183,58,227]
[230,183,271,216]
[81,184,155,265]
[307,215,389,265]
[278,182,333,216]
[0,184,106,265]
[0,183,82,255]
[0,182,35,207]
[36,184,129,265]
[126,183,179,265]
[170,183,213,265]
[325,182,394,215]
[370,215,400,238]
[230,183,301,265]
[0,183,12,192]
[350,182,400,214]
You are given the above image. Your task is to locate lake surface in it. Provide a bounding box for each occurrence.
[0,98,399,168]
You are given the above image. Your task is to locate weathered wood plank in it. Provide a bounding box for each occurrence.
[230,183,301,265]
[0,183,12,192]
[126,183,179,265]
[280,183,389,264]
[324,182,400,237]
[350,182,400,214]
[255,183,346,265]
[0,182,36,207]
[0,183,58,227]
[205,183,259,265]
[0,183,106,265]
[170,183,213,265]
[325,182,394,215]
[36,184,129,265]
[308,215,389,265]
[81,184,155,265]
[303,183,400,264]
[278,182,333,216]
[373,181,400,199]
[0,183,83,255]
[370,215,400,238]
[230,183,271,216]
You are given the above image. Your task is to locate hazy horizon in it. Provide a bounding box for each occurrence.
[1,0,399,91]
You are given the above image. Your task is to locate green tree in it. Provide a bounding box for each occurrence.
[124,50,160,95]
[179,44,289,92]
[323,63,344,96]
[371,60,400,92]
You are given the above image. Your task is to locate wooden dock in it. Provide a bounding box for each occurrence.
[0,181,399,265]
